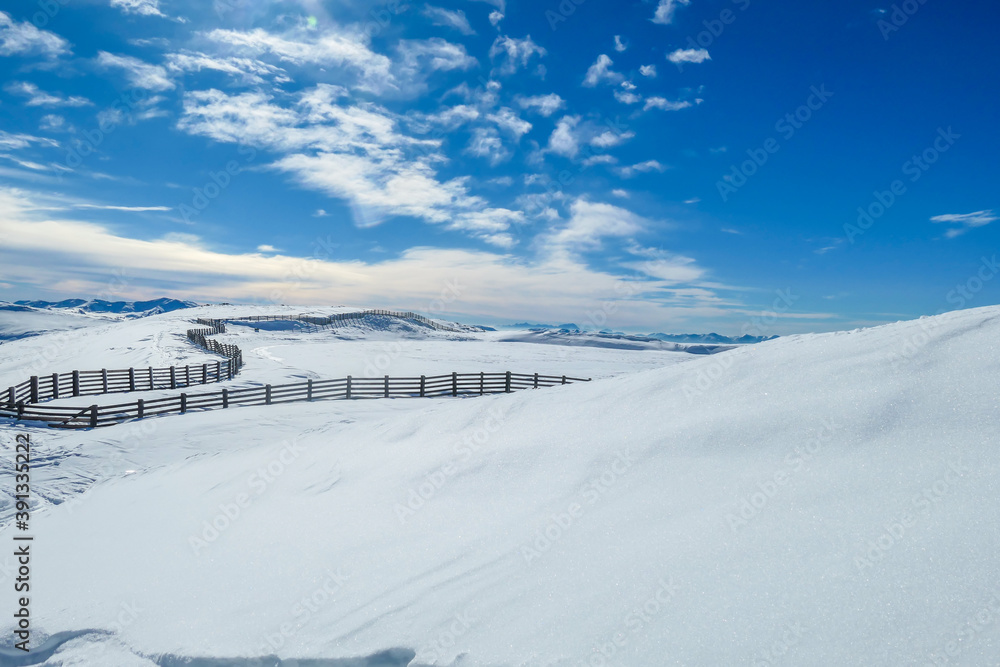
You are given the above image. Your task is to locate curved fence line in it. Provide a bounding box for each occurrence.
[0,372,591,429]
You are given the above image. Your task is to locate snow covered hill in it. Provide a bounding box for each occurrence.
[1,305,999,665]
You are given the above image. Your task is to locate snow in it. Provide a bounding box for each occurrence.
[1,305,999,665]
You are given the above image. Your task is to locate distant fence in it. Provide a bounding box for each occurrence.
[0,372,590,429]
[222,309,466,332]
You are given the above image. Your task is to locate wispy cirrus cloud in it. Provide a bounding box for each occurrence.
[930,210,997,238]
[96,51,175,90]
[489,35,546,75]
[423,6,476,35]
[0,11,70,58]
[5,81,92,107]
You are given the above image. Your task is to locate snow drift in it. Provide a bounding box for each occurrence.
[2,306,999,665]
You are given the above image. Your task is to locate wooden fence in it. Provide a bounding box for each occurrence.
[0,310,588,429]
[0,372,590,429]
[220,309,466,332]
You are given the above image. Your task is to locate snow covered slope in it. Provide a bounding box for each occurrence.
[2,306,999,665]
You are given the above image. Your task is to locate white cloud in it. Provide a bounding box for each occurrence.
[639,64,657,77]
[165,52,291,85]
[313,209,329,217]
[487,107,532,139]
[39,114,66,131]
[257,244,279,252]
[614,35,627,52]
[652,0,691,25]
[0,187,740,327]
[0,130,59,150]
[397,38,477,77]
[488,10,504,27]
[547,115,581,158]
[74,204,171,211]
[667,48,711,64]
[545,199,648,253]
[930,210,997,238]
[582,155,618,167]
[423,6,475,35]
[614,89,641,105]
[644,96,693,111]
[489,35,546,75]
[110,0,167,18]
[623,247,705,284]
[516,93,565,117]
[618,160,667,178]
[177,87,525,243]
[5,81,92,107]
[583,54,623,87]
[206,26,394,92]
[612,189,629,198]
[465,126,509,165]
[97,51,175,90]
[590,130,635,148]
[0,11,70,58]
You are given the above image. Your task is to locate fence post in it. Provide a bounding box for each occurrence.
[17,401,24,420]
[480,372,484,395]
[102,369,108,393]
[505,371,511,393]
[216,361,221,383]
[452,372,458,396]
[202,364,207,384]
[346,376,352,400]
[137,399,144,420]
[534,373,539,389]
[90,405,98,428]
[52,373,59,400]
[223,388,229,408]
[180,393,187,414]
[129,367,136,392]
[562,375,567,385]
[7,386,14,408]
[73,370,80,396]
[420,375,425,397]
[265,385,271,405]
[170,366,176,389]
[307,379,313,401]
[29,376,38,403]
[185,366,190,386]
[148,367,153,390]
[384,375,389,398]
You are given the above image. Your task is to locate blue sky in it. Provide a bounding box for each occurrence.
[0,0,996,334]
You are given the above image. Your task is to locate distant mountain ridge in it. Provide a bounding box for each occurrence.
[509,323,777,345]
[10,297,197,315]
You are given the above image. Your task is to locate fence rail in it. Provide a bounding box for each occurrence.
[219,309,467,332]
[0,372,590,429]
